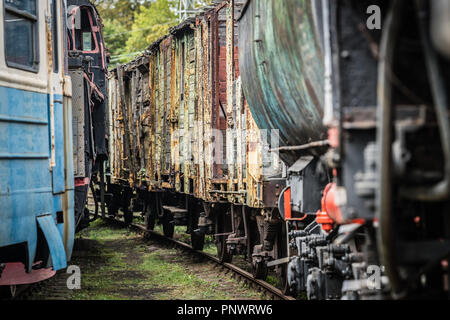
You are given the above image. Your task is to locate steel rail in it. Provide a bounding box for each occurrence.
[106,217,295,301]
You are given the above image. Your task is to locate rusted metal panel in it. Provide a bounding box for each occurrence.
[187,34,197,193]
[150,53,158,188]
[262,178,286,208]
[210,9,220,180]
[200,19,208,200]
[135,68,141,186]
[112,75,121,183]
[107,74,117,183]
[182,34,192,194]
[107,0,277,210]
[117,67,129,184]
[129,70,137,186]
[175,41,182,192]
[170,40,179,191]
[246,103,262,208]
[156,48,164,186]
[194,21,202,199]
[70,70,86,178]
[139,58,151,186]
[225,0,235,203]
[235,77,244,203]
[108,69,125,185]
[119,57,151,188]
[146,56,154,188]
[163,40,172,178]
[203,17,213,202]
[127,70,136,186]
[215,7,229,181]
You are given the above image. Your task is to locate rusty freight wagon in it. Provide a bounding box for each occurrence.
[106,0,288,281]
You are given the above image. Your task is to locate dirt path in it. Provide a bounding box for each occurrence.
[28,220,268,300]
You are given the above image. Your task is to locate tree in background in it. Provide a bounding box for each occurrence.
[93,0,151,64]
[94,0,212,65]
[93,0,147,29]
[102,18,129,64]
[125,0,177,55]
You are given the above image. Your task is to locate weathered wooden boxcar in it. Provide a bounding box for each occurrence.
[107,0,287,281]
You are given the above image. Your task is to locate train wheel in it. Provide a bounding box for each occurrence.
[275,221,292,295]
[217,236,232,263]
[107,202,118,217]
[163,212,175,238]
[123,189,133,224]
[250,216,268,280]
[89,181,99,222]
[144,201,156,231]
[191,232,205,251]
[124,209,133,225]
[215,210,232,263]
[76,207,90,231]
[190,211,205,251]
[252,260,268,280]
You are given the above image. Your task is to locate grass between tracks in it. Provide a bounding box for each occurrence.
[151,223,218,256]
[67,219,265,300]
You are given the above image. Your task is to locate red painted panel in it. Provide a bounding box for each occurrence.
[0,262,56,285]
[74,177,90,187]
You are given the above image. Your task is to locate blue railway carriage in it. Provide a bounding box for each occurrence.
[0,0,75,287]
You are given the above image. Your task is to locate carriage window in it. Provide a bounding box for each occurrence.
[4,0,38,71]
[71,7,97,52]
[82,32,92,51]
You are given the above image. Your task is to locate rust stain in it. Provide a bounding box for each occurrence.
[107,0,270,210]
[226,0,235,203]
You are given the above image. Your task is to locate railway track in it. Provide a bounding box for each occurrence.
[4,212,294,301]
[105,216,295,301]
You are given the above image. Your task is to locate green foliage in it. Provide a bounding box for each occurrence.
[95,0,213,65]
[70,219,262,300]
[93,0,149,29]
[125,0,177,54]
[102,18,129,65]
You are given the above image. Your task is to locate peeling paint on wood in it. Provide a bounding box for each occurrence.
[108,0,278,210]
